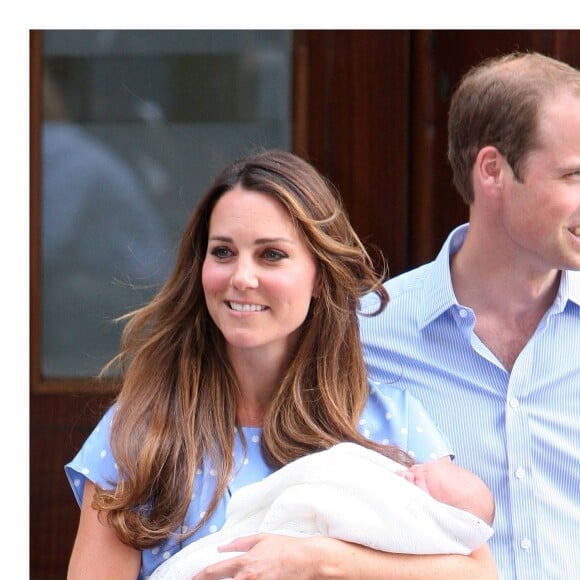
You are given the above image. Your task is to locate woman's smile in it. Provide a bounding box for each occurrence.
[227,301,268,313]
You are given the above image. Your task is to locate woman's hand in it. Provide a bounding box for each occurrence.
[191,533,322,580]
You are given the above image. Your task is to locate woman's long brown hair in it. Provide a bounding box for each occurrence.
[92,149,413,548]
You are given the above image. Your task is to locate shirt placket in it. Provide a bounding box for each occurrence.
[505,342,538,578]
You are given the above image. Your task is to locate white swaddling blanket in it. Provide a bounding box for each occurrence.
[151,442,493,579]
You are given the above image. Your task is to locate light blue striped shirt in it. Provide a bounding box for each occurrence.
[359,224,580,580]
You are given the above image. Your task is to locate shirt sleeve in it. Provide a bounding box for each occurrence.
[64,405,119,507]
[362,379,454,463]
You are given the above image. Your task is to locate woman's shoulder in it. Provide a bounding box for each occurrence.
[362,379,453,462]
[64,404,118,505]
[362,378,413,429]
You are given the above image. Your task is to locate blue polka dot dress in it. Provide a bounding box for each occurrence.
[65,380,452,579]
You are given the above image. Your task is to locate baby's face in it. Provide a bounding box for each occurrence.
[407,461,464,505]
[400,460,494,525]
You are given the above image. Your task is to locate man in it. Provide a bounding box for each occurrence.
[359,51,580,579]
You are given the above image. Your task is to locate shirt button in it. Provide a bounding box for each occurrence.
[458,308,468,318]
[521,538,531,550]
[516,467,526,479]
[509,398,519,409]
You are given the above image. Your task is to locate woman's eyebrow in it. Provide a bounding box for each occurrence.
[254,237,295,245]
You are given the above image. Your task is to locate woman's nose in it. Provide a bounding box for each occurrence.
[230,258,259,290]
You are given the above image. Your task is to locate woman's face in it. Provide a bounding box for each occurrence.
[202,185,319,360]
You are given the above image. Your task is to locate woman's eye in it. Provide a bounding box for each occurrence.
[564,169,580,178]
[263,249,287,261]
[210,246,233,259]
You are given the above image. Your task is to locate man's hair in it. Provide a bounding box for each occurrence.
[448,51,580,204]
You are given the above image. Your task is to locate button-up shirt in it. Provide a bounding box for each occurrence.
[359,223,580,579]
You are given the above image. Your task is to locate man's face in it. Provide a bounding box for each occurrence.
[501,91,580,272]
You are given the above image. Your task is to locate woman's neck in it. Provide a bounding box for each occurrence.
[227,346,289,427]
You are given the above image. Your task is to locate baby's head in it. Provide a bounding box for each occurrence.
[405,461,495,525]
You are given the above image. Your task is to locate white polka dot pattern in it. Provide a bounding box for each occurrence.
[64,381,452,578]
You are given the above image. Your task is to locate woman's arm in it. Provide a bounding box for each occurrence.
[67,480,141,580]
[191,533,498,580]
[312,537,498,580]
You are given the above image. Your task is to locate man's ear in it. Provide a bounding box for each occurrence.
[474,146,506,193]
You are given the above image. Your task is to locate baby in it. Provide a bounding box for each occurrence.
[397,458,495,525]
[151,443,494,580]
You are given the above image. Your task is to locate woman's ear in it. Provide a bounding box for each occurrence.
[312,269,322,299]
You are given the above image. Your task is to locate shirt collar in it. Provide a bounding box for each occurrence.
[555,269,580,311]
[418,224,467,329]
[418,223,580,327]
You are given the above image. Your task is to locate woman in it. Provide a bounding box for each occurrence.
[66,150,497,579]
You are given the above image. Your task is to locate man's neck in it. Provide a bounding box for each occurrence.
[450,225,561,371]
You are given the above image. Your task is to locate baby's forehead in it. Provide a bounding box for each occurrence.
[412,460,462,481]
